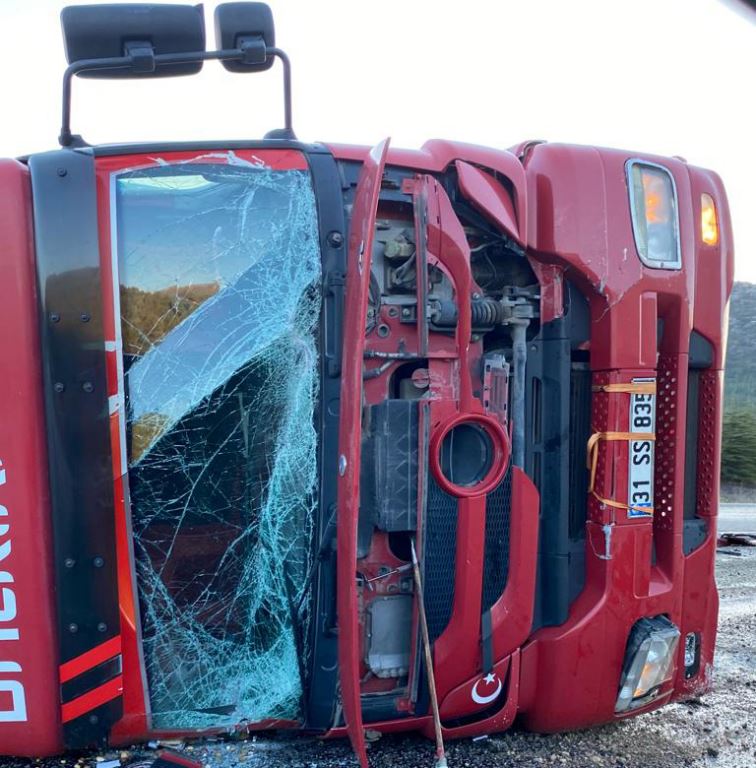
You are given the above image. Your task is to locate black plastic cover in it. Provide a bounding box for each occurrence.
[689,330,714,369]
[61,4,206,78]
[526,320,572,629]
[29,149,122,746]
[214,2,275,72]
[360,400,419,538]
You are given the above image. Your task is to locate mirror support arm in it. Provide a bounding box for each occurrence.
[59,46,293,147]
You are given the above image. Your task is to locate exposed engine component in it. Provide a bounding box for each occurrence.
[361,400,419,535]
[511,320,528,468]
[382,230,415,260]
[358,206,540,707]
[482,353,510,424]
[375,223,418,293]
[365,596,413,678]
[429,286,539,331]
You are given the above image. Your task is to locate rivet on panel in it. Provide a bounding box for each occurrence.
[327,231,344,248]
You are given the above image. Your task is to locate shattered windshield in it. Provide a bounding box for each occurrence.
[115,156,321,729]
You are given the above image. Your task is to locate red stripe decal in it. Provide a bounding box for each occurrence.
[61,675,123,723]
[105,349,119,396]
[59,636,122,683]
[110,411,123,480]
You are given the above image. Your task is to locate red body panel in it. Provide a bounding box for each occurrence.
[454,160,521,245]
[93,153,148,741]
[335,138,390,768]
[327,140,528,244]
[328,139,732,736]
[0,160,63,754]
[515,143,732,731]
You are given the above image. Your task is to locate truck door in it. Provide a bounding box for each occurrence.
[336,139,390,768]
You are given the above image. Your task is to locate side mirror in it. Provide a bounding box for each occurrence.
[214,2,275,73]
[61,3,206,78]
[58,1,294,145]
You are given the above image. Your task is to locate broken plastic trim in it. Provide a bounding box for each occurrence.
[114,156,321,729]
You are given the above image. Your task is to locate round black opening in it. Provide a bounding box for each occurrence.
[440,423,494,488]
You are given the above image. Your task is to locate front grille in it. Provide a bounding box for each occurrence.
[423,476,458,642]
[696,370,720,518]
[482,466,512,611]
[655,353,680,527]
[568,365,592,538]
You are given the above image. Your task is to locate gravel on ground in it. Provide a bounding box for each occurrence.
[4,538,755,768]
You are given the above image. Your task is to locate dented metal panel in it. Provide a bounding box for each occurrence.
[336,138,390,768]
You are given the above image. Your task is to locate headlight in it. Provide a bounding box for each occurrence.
[627,160,681,270]
[616,615,680,713]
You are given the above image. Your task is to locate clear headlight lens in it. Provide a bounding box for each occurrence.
[616,616,680,713]
[627,161,681,269]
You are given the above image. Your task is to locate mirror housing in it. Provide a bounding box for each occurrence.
[61,3,206,78]
[58,1,294,145]
[214,2,275,73]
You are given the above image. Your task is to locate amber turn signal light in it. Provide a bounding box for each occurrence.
[701,193,719,246]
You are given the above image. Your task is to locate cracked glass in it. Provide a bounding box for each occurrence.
[114,155,320,729]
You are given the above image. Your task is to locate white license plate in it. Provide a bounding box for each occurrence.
[628,378,656,518]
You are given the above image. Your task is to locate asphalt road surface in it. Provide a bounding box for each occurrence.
[718,503,756,534]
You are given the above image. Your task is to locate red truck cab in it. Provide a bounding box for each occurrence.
[0,4,733,766]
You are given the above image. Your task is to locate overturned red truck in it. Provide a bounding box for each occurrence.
[0,3,734,766]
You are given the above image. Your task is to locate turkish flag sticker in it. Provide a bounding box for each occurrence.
[471,672,503,705]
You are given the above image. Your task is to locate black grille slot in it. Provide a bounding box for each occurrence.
[683,369,701,521]
[568,364,592,538]
[423,476,458,642]
[682,331,714,554]
[482,466,512,611]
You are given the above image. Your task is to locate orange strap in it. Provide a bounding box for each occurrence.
[592,381,657,395]
[587,431,656,515]
[587,379,657,515]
